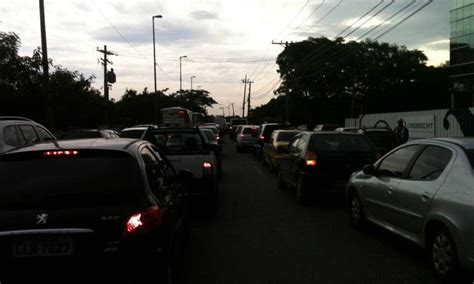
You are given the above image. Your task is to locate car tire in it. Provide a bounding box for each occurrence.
[428,227,459,280]
[277,170,286,191]
[348,191,365,230]
[296,176,309,206]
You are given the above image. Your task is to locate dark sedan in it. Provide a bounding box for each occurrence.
[278,132,376,205]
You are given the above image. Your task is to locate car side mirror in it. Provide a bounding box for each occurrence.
[362,164,376,176]
[178,170,193,182]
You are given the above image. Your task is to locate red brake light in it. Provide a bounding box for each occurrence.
[203,161,212,169]
[43,150,79,157]
[125,206,161,236]
[304,151,318,167]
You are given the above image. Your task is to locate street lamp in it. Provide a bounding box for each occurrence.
[190,75,196,90]
[152,14,163,123]
[179,55,187,91]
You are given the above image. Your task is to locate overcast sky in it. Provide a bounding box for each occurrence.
[0,0,449,115]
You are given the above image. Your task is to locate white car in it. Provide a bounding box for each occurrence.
[144,127,219,215]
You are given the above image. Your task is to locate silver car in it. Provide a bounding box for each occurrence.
[346,138,474,279]
[236,125,259,152]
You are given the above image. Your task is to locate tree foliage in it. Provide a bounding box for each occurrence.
[251,37,449,126]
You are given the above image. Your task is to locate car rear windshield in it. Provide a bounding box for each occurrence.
[0,151,144,208]
[467,149,474,168]
[202,130,216,142]
[149,130,205,154]
[263,125,289,136]
[201,127,218,134]
[242,127,258,134]
[120,129,144,139]
[365,131,397,148]
[277,131,299,142]
[309,134,374,153]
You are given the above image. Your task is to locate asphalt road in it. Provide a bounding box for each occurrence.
[183,137,446,284]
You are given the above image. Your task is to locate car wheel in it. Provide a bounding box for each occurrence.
[277,170,286,190]
[429,227,459,280]
[296,176,309,205]
[349,192,365,230]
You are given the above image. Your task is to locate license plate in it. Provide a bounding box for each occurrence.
[13,236,73,257]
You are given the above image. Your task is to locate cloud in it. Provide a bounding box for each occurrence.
[190,10,218,20]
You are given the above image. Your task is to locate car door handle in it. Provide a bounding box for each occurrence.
[421,192,431,202]
[387,186,394,194]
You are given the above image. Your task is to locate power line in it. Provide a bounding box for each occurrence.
[357,0,416,40]
[303,0,344,34]
[336,0,384,38]
[90,0,174,81]
[344,0,395,38]
[374,0,433,40]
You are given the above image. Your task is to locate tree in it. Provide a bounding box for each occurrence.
[169,89,217,114]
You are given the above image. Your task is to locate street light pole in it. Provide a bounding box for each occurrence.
[152,14,162,123]
[179,55,187,91]
[220,107,225,117]
[191,75,196,90]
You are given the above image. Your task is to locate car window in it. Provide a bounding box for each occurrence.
[18,125,39,144]
[35,126,54,141]
[3,125,19,147]
[242,127,258,135]
[308,134,374,153]
[150,131,205,154]
[377,145,421,178]
[297,135,307,152]
[288,137,301,154]
[120,129,145,139]
[141,146,162,193]
[408,146,453,181]
[277,131,300,142]
[467,150,474,168]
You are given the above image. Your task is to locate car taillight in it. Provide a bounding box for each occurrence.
[259,135,265,140]
[124,206,161,236]
[239,134,245,137]
[304,151,317,167]
[216,136,221,140]
[43,150,79,156]
[203,161,213,174]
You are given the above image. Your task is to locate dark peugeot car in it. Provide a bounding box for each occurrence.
[278,132,376,205]
[253,123,290,159]
[0,139,189,282]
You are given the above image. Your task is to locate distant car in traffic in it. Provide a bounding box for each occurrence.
[200,125,223,145]
[313,124,341,131]
[120,126,158,140]
[143,127,219,215]
[60,129,120,140]
[262,130,301,172]
[253,123,291,159]
[200,128,223,179]
[0,116,56,154]
[0,138,189,283]
[346,138,474,280]
[278,132,376,205]
[236,125,259,152]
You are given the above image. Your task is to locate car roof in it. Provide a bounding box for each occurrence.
[4,138,144,155]
[121,127,148,131]
[432,137,474,149]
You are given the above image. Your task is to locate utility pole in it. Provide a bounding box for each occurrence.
[272,40,290,123]
[39,0,52,129]
[247,80,254,118]
[97,45,117,126]
[241,75,248,117]
[231,103,235,117]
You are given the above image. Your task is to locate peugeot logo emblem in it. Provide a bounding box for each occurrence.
[36,213,48,225]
